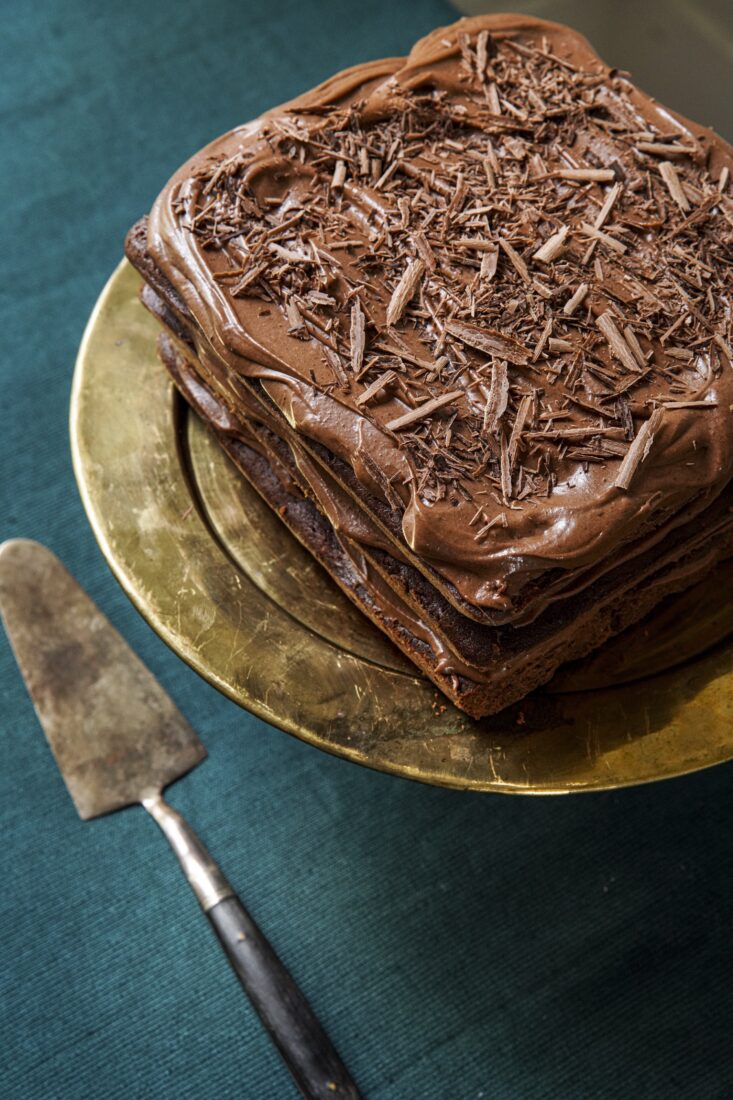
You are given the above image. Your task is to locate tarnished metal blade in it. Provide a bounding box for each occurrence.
[0,540,206,819]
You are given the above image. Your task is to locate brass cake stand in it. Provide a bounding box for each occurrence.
[70,261,733,794]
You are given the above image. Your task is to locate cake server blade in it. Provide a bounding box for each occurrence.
[0,539,361,1100]
[0,538,205,818]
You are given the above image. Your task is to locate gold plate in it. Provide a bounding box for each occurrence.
[70,261,733,794]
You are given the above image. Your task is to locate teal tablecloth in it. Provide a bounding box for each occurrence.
[3,2,733,1097]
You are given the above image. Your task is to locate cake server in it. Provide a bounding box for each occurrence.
[0,539,361,1100]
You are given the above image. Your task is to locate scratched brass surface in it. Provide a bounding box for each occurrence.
[70,260,733,793]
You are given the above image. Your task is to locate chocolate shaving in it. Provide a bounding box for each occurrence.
[636,141,696,157]
[483,362,510,432]
[548,337,573,353]
[480,244,499,280]
[508,393,533,465]
[385,258,425,326]
[531,317,552,362]
[355,370,396,407]
[476,29,489,80]
[622,325,647,368]
[474,511,507,541]
[578,222,626,254]
[663,400,717,409]
[446,320,530,365]
[563,283,589,316]
[555,168,616,182]
[527,426,627,440]
[269,242,312,264]
[456,238,499,252]
[350,300,366,373]
[499,431,512,499]
[658,161,690,212]
[471,508,506,539]
[533,225,569,264]
[331,160,347,189]
[594,182,622,229]
[324,347,351,390]
[597,311,642,374]
[498,238,530,283]
[386,390,463,431]
[614,407,665,490]
[413,230,436,272]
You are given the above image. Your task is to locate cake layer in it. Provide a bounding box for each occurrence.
[142,13,733,625]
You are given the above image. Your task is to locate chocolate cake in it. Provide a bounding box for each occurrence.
[125,14,733,717]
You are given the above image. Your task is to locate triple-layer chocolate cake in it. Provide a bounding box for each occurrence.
[125,14,733,717]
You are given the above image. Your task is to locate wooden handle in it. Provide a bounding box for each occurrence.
[208,897,361,1099]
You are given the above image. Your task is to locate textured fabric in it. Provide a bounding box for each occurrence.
[3,2,733,1097]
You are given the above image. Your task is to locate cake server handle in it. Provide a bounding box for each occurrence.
[144,793,362,1100]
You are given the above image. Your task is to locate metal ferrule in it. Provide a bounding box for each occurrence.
[143,793,234,911]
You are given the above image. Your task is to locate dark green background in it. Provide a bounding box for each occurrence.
[3,2,733,1097]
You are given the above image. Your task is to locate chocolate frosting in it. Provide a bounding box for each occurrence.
[147,13,733,622]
